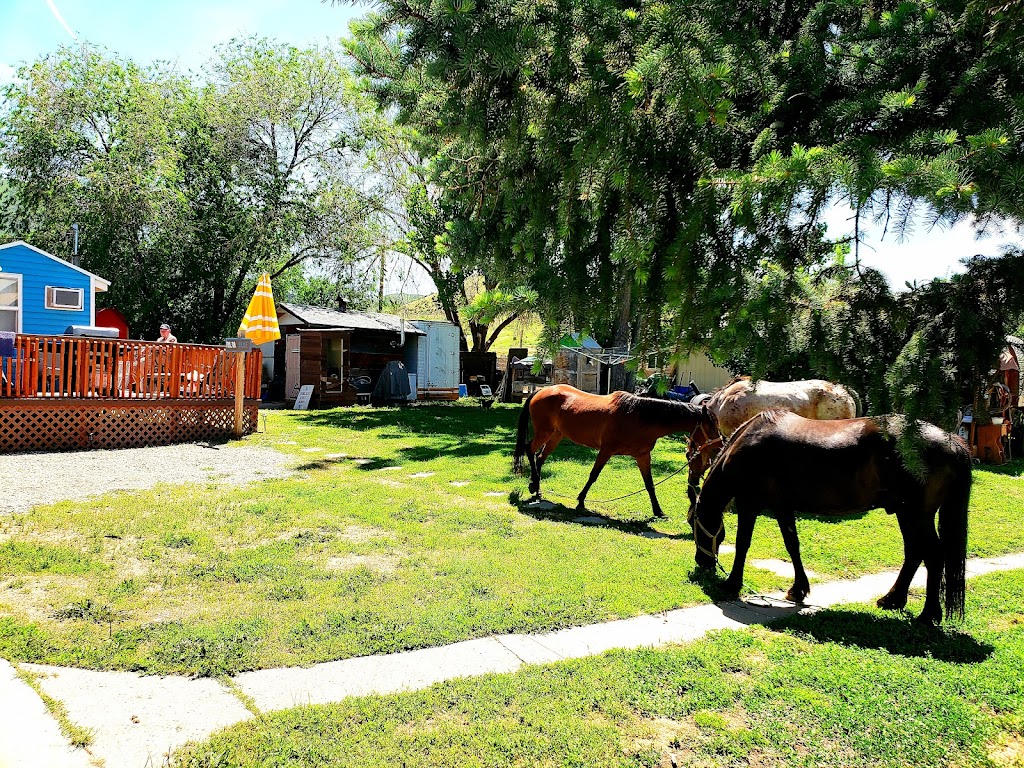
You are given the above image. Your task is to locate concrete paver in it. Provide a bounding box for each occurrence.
[2,553,1023,768]
[22,664,253,768]
[0,660,92,768]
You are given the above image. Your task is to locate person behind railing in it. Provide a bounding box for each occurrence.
[156,323,177,343]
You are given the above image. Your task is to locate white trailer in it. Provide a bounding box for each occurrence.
[410,320,460,400]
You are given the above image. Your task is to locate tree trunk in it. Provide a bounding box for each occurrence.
[610,267,634,393]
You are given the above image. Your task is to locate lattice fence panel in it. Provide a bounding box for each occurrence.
[0,401,259,452]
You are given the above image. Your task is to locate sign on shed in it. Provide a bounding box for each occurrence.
[293,384,314,411]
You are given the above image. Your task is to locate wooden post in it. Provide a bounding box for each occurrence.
[234,351,247,438]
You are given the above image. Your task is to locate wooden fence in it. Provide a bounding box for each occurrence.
[0,335,261,400]
[0,335,262,452]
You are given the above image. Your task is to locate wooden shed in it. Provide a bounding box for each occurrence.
[275,302,424,407]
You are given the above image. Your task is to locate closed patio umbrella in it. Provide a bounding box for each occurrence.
[238,273,281,345]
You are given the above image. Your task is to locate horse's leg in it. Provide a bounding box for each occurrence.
[723,500,756,597]
[685,444,704,523]
[527,429,556,497]
[635,452,666,519]
[877,507,923,613]
[916,510,944,625]
[775,508,809,603]
[577,448,612,510]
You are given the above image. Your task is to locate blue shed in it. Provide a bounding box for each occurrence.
[0,241,110,335]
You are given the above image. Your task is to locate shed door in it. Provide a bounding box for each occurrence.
[286,334,301,399]
[425,324,458,389]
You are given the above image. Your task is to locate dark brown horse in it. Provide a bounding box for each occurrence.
[692,411,970,624]
[512,384,717,518]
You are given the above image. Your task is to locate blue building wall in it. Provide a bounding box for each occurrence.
[0,243,100,334]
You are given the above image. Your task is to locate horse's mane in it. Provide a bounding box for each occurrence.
[704,408,785,476]
[618,392,701,425]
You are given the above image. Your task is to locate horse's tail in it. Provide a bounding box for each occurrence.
[940,446,971,622]
[512,393,537,476]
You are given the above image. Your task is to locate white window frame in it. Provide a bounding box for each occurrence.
[45,285,84,311]
[0,273,22,333]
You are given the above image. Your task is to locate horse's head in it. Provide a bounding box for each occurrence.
[691,494,725,571]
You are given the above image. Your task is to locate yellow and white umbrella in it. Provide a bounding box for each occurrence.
[238,273,281,345]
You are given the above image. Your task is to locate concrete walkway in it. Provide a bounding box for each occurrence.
[3,553,1023,768]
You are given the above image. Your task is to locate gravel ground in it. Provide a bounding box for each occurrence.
[1,443,296,514]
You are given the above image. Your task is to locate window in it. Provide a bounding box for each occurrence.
[0,274,20,332]
[45,286,84,311]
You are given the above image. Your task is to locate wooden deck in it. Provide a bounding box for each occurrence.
[0,335,262,452]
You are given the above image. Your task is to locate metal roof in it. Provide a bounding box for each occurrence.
[277,303,425,335]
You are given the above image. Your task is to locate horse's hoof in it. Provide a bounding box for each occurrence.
[785,588,808,604]
[914,612,941,627]
[652,510,667,520]
[877,593,907,611]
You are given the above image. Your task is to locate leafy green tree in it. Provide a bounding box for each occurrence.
[341,0,1024,420]
[1,41,378,342]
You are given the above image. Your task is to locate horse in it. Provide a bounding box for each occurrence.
[691,411,970,625]
[512,384,718,519]
[686,377,861,513]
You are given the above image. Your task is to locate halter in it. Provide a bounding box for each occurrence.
[686,420,723,458]
[693,511,724,563]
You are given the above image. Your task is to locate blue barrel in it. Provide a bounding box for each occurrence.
[458,383,468,398]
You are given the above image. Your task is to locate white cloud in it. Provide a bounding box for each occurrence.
[823,202,1020,289]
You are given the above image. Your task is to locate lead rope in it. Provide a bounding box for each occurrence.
[693,513,805,607]
[540,462,691,506]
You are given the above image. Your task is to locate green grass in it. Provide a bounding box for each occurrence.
[171,568,1024,767]
[0,403,1022,677]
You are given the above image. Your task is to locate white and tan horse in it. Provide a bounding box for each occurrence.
[686,377,860,512]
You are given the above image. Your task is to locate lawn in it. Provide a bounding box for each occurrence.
[0,402,1022,677]
[172,568,1024,767]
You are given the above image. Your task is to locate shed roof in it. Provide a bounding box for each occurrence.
[277,302,425,335]
[0,240,110,291]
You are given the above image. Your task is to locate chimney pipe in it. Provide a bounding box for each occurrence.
[71,224,80,267]
[337,295,347,313]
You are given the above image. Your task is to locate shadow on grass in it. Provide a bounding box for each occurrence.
[293,402,520,440]
[512,491,690,540]
[768,608,994,663]
[973,456,1024,477]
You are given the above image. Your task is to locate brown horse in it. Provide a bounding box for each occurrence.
[686,377,861,513]
[513,384,717,518]
[692,411,970,625]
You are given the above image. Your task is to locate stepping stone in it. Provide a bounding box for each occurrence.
[275,441,298,445]
[640,530,669,539]
[409,472,435,479]
[525,500,555,510]
[573,516,606,525]
[483,492,504,497]
[302,447,323,453]
[450,481,470,487]
[379,466,403,471]
[324,453,348,460]
[719,544,736,555]
[353,459,374,466]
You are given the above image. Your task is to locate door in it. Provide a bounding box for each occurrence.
[285,333,301,399]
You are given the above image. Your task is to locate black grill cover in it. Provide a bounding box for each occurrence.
[371,360,412,405]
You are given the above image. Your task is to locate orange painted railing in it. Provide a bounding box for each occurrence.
[0,335,262,401]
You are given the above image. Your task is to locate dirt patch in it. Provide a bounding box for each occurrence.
[989,734,1024,767]
[0,443,295,515]
[324,554,399,574]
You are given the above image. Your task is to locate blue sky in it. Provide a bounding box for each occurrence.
[0,0,362,78]
[1,0,1018,294]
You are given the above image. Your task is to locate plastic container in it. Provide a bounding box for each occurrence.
[458,383,468,398]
